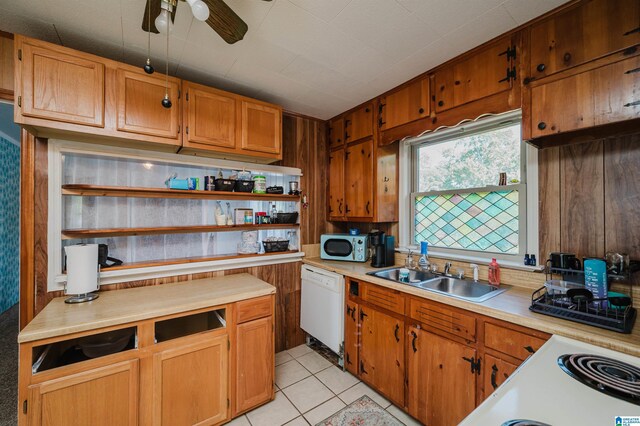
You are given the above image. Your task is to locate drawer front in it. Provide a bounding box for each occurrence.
[409,298,476,342]
[361,283,404,315]
[484,322,547,361]
[236,296,272,324]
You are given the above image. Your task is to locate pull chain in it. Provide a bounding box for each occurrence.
[161,22,172,108]
[143,0,154,74]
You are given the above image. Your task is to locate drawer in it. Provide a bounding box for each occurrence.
[361,283,405,315]
[236,296,273,324]
[409,298,476,342]
[484,322,547,361]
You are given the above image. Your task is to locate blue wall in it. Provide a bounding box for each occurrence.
[0,101,20,314]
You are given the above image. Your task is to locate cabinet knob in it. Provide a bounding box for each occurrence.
[365,107,370,113]
[418,107,425,114]
[438,100,444,107]
[537,122,547,130]
[563,52,572,63]
[536,63,546,72]
[454,80,460,85]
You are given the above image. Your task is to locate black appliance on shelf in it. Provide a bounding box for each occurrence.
[369,231,394,268]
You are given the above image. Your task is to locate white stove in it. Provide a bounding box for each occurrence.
[460,335,640,426]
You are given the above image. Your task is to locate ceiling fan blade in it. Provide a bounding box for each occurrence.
[142,0,177,34]
[203,0,248,44]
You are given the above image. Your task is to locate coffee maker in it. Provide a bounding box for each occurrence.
[369,231,395,268]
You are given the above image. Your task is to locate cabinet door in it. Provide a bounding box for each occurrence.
[116,68,180,139]
[530,0,640,78]
[20,40,104,126]
[344,299,359,376]
[344,103,373,143]
[184,82,237,149]
[380,78,430,131]
[235,316,274,415]
[329,117,345,149]
[0,35,13,100]
[27,360,138,426]
[344,139,374,219]
[240,100,282,155]
[153,334,228,426]
[359,306,404,406]
[407,326,477,426]
[530,55,640,138]
[483,354,518,400]
[328,148,345,220]
[435,36,514,112]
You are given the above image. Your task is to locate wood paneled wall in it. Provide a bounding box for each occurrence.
[539,132,640,262]
[280,113,337,244]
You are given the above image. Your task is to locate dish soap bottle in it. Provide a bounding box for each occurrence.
[418,241,429,271]
[488,258,501,286]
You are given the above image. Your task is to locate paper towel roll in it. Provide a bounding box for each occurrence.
[65,244,99,295]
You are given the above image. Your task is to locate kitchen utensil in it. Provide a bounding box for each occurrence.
[607,291,632,310]
[567,288,594,311]
[549,252,581,270]
[605,252,630,276]
[288,181,300,195]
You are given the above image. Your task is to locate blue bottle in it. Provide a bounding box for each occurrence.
[418,241,429,270]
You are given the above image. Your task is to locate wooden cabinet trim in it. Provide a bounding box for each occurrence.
[409,297,476,342]
[360,282,405,315]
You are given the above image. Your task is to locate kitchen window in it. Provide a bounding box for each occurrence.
[407,111,537,264]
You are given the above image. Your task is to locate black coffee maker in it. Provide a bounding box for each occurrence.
[369,231,395,268]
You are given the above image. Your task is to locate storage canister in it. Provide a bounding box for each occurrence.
[253,175,267,194]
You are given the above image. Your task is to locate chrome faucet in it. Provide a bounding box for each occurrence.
[444,262,452,276]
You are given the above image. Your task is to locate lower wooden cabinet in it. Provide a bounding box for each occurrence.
[27,360,138,426]
[152,335,228,426]
[345,279,550,425]
[235,316,274,415]
[483,354,518,399]
[344,299,359,376]
[359,305,404,406]
[407,326,477,426]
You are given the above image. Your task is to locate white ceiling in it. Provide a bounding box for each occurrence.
[1,0,568,119]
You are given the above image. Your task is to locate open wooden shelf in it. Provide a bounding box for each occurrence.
[62,184,300,202]
[62,223,299,240]
[92,251,300,272]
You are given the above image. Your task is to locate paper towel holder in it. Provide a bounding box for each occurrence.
[64,244,101,304]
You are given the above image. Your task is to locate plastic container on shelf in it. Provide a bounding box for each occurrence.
[253,175,267,194]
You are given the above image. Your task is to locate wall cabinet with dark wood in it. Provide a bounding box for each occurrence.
[379,77,430,132]
[529,0,640,79]
[526,53,640,141]
[434,35,516,113]
[344,102,374,144]
[328,117,345,149]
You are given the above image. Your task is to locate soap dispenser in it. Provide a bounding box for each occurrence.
[488,258,501,286]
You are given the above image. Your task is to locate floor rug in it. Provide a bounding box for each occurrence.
[316,395,405,426]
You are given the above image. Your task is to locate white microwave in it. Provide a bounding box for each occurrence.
[320,234,369,262]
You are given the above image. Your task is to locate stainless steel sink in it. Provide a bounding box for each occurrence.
[367,267,508,303]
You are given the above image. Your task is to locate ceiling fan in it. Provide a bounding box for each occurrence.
[142,0,271,44]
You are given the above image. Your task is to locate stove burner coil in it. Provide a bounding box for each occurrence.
[501,420,552,426]
[558,353,640,405]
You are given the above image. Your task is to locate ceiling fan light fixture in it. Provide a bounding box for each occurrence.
[155,1,175,34]
[187,0,209,21]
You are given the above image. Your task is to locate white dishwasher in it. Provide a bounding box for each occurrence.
[300,265,345,356]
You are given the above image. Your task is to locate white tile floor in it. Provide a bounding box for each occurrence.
[228,344,421,426]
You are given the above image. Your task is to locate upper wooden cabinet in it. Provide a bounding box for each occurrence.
[13,35,283,162]
[240,99,282,157]
[379,77,430,131]
[27,360,138,426]
[0,34,14,100]
[329,117,345,149]
[529,0,640,79]
[528,54,640,139]
[345,139,374,219]
[345,102,374,143]
[182,81,237,150]
[116,66,180,139]
[434,35,516,113]
[328,147,345,220]
[17,37,105,127]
